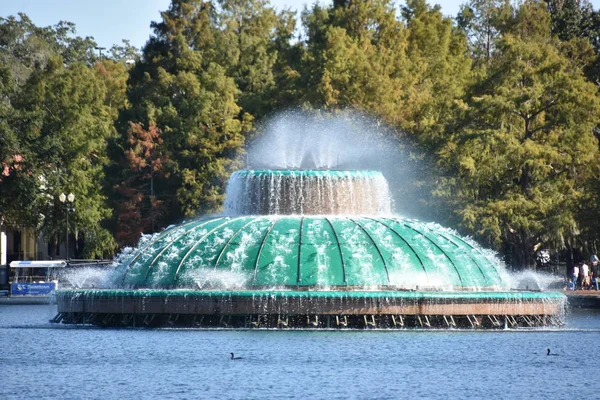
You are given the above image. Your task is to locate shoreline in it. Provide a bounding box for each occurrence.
[564,290,600,308]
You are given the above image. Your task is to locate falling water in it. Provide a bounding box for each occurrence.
[224,170,392,216]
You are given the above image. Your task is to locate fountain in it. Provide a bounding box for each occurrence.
[53,168,565,328]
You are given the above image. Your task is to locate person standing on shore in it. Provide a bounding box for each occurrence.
[581,261,590,289]
[590,256,599,291]
[572,263,580,290]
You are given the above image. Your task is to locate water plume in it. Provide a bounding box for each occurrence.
[248,110,396,170]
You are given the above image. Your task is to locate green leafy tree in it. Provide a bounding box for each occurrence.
[269,9,303,108]
[299,0,472,140]
[402,0,472,143]
[16,59,118,257]
[456,0,514,63]
[108,39,140,63]
[216,0,279,118]
[437,1,600,268]
[0,14,97,84]
[545,0,595,41]
[0,14,128,257]
[0,64,42,229]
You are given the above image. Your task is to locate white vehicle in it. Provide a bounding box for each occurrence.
[8,260,66,298]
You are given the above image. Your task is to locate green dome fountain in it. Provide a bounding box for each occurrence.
[54,169,565,329]
[117,215,508,290]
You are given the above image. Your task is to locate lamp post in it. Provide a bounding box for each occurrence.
[94,46,106,59]
[59,192,75,260]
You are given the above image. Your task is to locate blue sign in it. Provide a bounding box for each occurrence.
[11,282,56,296]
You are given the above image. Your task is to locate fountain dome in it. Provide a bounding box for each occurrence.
[117,215,508,290]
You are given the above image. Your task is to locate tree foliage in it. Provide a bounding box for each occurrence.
[3,0,600,267]
[457,0,514,63]
[0,15,128,257]
[112,122,169,245]
[438,1,600,267]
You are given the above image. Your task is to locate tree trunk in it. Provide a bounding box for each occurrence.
[508,235,536,270]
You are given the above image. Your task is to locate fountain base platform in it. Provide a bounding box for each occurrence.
[53,289,565,329]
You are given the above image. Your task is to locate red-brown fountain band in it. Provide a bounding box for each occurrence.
[54,289,566,328]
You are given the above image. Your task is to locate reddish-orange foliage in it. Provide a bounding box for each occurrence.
[1,154,25,182]
[114,122,169,246]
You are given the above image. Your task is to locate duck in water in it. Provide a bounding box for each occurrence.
[230,352,243,360]
[547,348,559,356]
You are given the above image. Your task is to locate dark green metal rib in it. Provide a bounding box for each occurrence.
[350,218,390,284]
[395,219,464,286]
[324,217,347,285]
[366,217,429,280]
[120,218,204,286]
[297,217,305,285]
[252,217,280,285]
[213,217,257,270]
[172,218,235,282]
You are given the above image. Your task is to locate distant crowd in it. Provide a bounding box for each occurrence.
[567,255,600,291]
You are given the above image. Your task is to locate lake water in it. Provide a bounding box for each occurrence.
[1,304,599,400]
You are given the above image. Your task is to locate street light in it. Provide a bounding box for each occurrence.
[59,192,75,260]
[94,46,106,59]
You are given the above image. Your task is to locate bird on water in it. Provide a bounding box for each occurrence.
[231,352,243,360]
[547,348,559,356]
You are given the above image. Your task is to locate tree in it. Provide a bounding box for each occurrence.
[437,1,600,268]
[0,14,129,257]
[114,0,248,227]
[0,14,97,84]
[0,64,41,228]
[544,0,600,98]
[112,123,169,246]
[456,0,514,63]
[298,0,472,142]
[545,0,595,41]
[215,0,279,118]
[17,58,118,257]
[0,40,122,257]
[93,59,130,118]
[108,39,140,64]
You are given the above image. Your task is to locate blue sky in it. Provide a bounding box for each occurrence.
[2,0,599,50]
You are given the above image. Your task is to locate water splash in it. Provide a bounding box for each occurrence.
[61,266,117,289]
[507,270,565,291]
[181,268,250,290]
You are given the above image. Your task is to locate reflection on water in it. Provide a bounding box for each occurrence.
[1,305,599,400]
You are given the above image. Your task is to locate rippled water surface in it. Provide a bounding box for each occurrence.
[1,305,599,400]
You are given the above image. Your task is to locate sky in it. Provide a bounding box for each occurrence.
[2,0,600,51]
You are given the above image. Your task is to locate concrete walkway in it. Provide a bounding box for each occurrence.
[563,290,600,308]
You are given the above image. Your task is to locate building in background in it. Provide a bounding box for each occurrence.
[0,224,69,265]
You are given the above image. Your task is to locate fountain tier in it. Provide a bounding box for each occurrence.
[224,170,391,215]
